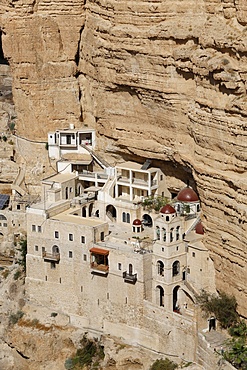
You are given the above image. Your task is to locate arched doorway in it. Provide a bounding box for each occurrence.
[52,245,59,255]
[82,207,86,217]
[173,285,180,311]
[156,285,164,307]
[106,205,117,221]
[142,214,153,227]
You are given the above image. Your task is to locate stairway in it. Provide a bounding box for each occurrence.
[80,144,110,169]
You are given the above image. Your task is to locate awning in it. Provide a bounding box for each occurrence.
[84,186,101,192]
[90,247,109,256]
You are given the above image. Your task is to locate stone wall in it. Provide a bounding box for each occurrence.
[0,1,247,316]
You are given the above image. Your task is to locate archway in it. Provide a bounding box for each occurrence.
[52,245,59,254]
[76,183,83,196]
[89,203,93,217]
[173,285,180,311]
[106,204,117,221]
[157,260,164,276]
[156,285,164,307]
[82,206,86,217]
[172,260,180,277]
[142,214,153,227]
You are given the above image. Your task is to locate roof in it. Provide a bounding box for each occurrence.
[160,204,176,214]
[42,172,77,184]
[90,247,109,255]
[177,187,199,202]
[133,219,142,225]
[61,153,92,164]
[195,222,204,235]
[116,161,159,172]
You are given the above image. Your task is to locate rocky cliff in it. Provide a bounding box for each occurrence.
[0,1,246,316]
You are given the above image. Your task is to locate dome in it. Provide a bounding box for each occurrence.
[195,222,204,235]
[177,187,199,202]
[160,204,176,214]
[133,219,142,226]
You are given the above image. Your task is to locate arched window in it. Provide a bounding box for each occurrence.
[0,214,7,220]
[122,212,126,222]
[126,213,130,223]
[172,260,180,276]
[170,228,174,243]
[166,216,169,222]
[176,226,180,241]
[162,228,166,242]
[156,226,160,240]
[129,264,133,275]
[157,260,164,276]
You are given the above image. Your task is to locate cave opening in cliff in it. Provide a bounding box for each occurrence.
[0,30,8,65]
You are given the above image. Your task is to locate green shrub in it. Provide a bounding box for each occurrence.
[150,358,178,370]
[14,269,22,280]
[9,310,24,325]
[223,337,247,369]
[64,336,105,369]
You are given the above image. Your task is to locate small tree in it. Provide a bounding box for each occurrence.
[196,290,238,329]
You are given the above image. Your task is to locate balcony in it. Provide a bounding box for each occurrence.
[123,271,137,284]
[42,251,60,262]
[90,262,109,275]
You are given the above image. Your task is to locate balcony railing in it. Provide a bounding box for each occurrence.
[123,271,137,284]
[42,251,60,262]
[90,262,109,275]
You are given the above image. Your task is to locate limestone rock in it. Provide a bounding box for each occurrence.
[0,1,247,316]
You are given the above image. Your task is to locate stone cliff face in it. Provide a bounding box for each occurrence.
[0,1,247,316]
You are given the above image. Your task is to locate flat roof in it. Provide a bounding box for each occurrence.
[52,211,106,227]
[116,161,159,172]
[42,172,77,184]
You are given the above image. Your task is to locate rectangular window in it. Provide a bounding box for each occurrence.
[42,247,45,254]
[69,251,73,258]
[70,187,73,193]
[192,252,195,257]
[83,254,87,261]
[17,204,21,210]
[160,175,163,181]
[161,247,164,252]
[55,231,59,239]
[51,262,56,269]
[69,233,73,241]
[3,223,7,227]
[35,245,38,252]
[37,226,41,233]
[81,236,85,243]
[118,263,122,270]
[100,232,104,241]
[32,225,36,232]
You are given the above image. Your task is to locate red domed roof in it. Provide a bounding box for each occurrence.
[195,222,204,235]
[133,219,142,226]
[160,204,176,214]
[177,187,199,202]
